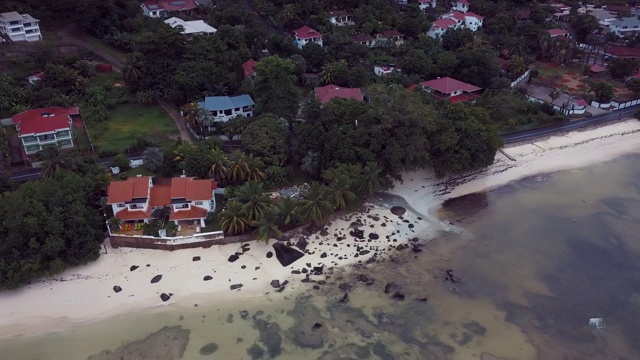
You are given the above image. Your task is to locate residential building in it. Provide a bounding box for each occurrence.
[374,65,399,76]
[164,17,216,34]
[427,11,483,38]
[141,0,199,18]
[608,17,640,37]
[197,95,255,129]
[427,18,458,38]
[451,0,470,13]
[315,84,364,104]
[242,59,258,79]
[0,11,41,42]
[395,0,408,5]
[419,77,481,103]
[418,0,437,10]
[605,4,633,14]
[26,71,43,85]
[604,46,640,59]
[107,176,217,227]
[328,10,354,26]
[548,28,570,38]
[11,107,78,155]
[375,30,405,46]
[294,25,323,49]
[352,33,376,47]
[586,9,615,27]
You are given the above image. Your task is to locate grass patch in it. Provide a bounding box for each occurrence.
[81,35,127,62]
[123,167,155,177]
[2,125,17,137]
[89,103,180,152]
[73,128,92,152]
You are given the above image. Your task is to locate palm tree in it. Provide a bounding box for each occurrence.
[107,217,122,233]
[39,145,73,178]
[226,150,250,183]
[165,221,179,237]
[282,4,298,25]
[246,155,266,182]
[298,182,333,226]
[549,89,560,105]
[142,220,162,237]
[181,102,199,127]
[173,141,193,164]
[327,175,356,210]
[507,55,528,78]
[123,55,143,87]
[251,210,282,242]
[275,196,302,227]
[235,181,271,222]
[358,162,384,197]
[220,200,250,235]
[209,148,229,181]
[136,90,156,106]
[142,147,163,172]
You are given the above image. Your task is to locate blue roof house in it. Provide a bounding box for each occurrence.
[197,95,255,129]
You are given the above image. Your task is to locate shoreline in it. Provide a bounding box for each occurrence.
[2,119,640,340]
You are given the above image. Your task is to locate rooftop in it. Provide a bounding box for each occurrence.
[315,84,364,104]
[242,59,258,77]
[164,17,216,34]
[143,0,198,11]
[352,33,375,42]
[465,11,484,20]
[198,94,255,111]
[0,11,25,22]
[108,176,215,205]
[605,46,640,58]
[294,25,322,39]
[170,177,216,200]
[432,18,458,29]
[590,64,607,73]
[609,17,640,28]
[12,107,78,136]
[107,176,152,204]
[419,77,481,94]
[329,10,350,17]
[378,29,404,38]
[548,28,569,36]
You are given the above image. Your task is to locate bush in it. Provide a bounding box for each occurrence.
[112,153,129,171]
[125,136,155,153]
[264,166,291,188]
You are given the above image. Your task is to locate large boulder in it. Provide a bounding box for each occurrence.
[272,242,305,267]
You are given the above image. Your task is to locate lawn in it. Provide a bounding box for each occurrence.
[73,128,92,152]
[90,103,180,152]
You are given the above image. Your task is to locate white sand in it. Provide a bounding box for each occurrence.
[2,119,640,339]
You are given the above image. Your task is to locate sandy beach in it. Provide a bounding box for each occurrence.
[2,119,640,340]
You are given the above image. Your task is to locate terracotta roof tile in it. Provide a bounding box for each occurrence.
[149,184,171,207]
[419,77,481,94]
[107,176,151,204]
[170,206,208,220]
[170,177,215,200]
[242,59,258,77]
[294,25,322,39]
[115,208,152,221]
[12,107,77,136]
[315,84,364,103]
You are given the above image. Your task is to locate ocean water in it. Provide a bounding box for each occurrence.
[2,155,640,360]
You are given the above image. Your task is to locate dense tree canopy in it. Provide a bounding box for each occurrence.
[241,115,290,166]
[253,56,301,121]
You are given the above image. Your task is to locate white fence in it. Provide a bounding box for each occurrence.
[593,98,640,110]
[510,69,531,88]
[526,95,587,115]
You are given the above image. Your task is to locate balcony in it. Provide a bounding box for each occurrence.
[38,135,56,143]
[22,136,37,144]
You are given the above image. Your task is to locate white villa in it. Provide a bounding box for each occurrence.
[107,176,217,227]
[197,95,255,130]
[418,0,437,10]
[452,0,470,13]
[164,17,216,34]
[294,25,323,49]
[427,10,483,38]
[608,17,640,38]
[328,10,354,26]
[11,107,78,155]
[0,11,41,42]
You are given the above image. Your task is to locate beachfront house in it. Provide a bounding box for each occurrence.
[197,95,255,130]
[107,176,217,227]
[294,26,323,49]
[315,84,364,104]
[0,11,42,42]
[419,77,482,103]
[164,17,216,35]
[11,107,78,155]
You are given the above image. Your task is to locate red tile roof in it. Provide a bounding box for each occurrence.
[115,208,152,221]
[149,185,172,207]
[457,0,470,5]
[378,29,404,38]
[352,33,375,42]
[449,11,467,22]
[575,99,588,106]
[606,46,640,58]
[294,25,322,39]
[420,77,481,94]
[170,177,216,201]
[548,28,569,37]
[606,5,632,13]
[107,176,152,204]
[590,64,607,73]
[465,11,484,20]
[28,72,44,80]
[12,107,77,136]
[143,0,198,12]
[432,18,458,29]
[170,206,207,220]
[449,93,481,103]
[315,84,364,104]
[329,10,350,17]
[242,59,258,77]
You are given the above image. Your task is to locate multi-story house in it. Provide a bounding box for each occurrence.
[328,10,354,26]
[608,17,640,38]
[141,0,199,18]
[427,11,483,38]
[164,17,216,35]
[293,26,323,49]
[452,0,470,13]
[197,95,255,130]
[107,176,217,227]
[0,11,41,42]
[11,107,78,155]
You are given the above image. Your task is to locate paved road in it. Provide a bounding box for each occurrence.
[502,105,640,143]
[9,154,143,182]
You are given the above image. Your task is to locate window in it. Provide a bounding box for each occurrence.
[194,201,203,205]
[129,204,141,209]
[11,27,22,32]
[57,130,70,138]
[180,204,189,209]
[9,20,20,25]
[23,22,30,27]
[117,204,125,208]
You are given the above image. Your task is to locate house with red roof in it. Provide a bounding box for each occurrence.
[374,65,399,76]
[328,10,354,26]
[242,59,258,79]
[418,0,436,10]
[140,0,200,18]
[315,84,364,104]
[605,46,640,59]
[107,175,217,227]
[352,33,376,47]
[452,0,470,13]
[375,29,405,46]
[11,107,78,155]
[548,28,570,38]
[26,71,43,85]
[419,77,482,103]
[426,18,458,38]
[429,10,483,38]
[294,25,323,49]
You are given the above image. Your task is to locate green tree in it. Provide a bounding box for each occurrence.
[123,54,144,89]
[549,89,560,105]
[107,217,122,233]
[592,82,615,103]
[235,181,271,222]
[626,78,640,95]
[241,115,290,166]
[608,58,639,79]
[39,145,74,178]
[42,63,84,95]
[253,56,300,120]
[326,173,356,209]
[301,43,325,72]
[251,210,282,242]
[275,196,302,227]
[219,200,250,235]
[441,28,475,52]
[429,104,503,177]
[226,150,250,183]
[209,148,229,182]
[298,182,333,225]
[570,14,599,43]
[358,162,385,197]
[142,147,163,172]
[142,219,162,237]
[507,55,528,78]
[246,155,267,182]
[185,144,214,178]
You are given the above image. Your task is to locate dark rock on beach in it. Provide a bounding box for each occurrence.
[392,291,405,300]
[270,280,281,288]
[266,251,273,258]
[228,254,240,263]
[384,282,399,294]
[230,284,243,290]
[295,237,308,251]
[113,286,122,293]
[192,256,201,261]
[390,206,406,216]
[160,293,171,302]
[239,310,249,319]
[272,242,305,267]
[129,265,139,271]
[151,275,162,284]
[203,275,213,281]
[199,342,219,355]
